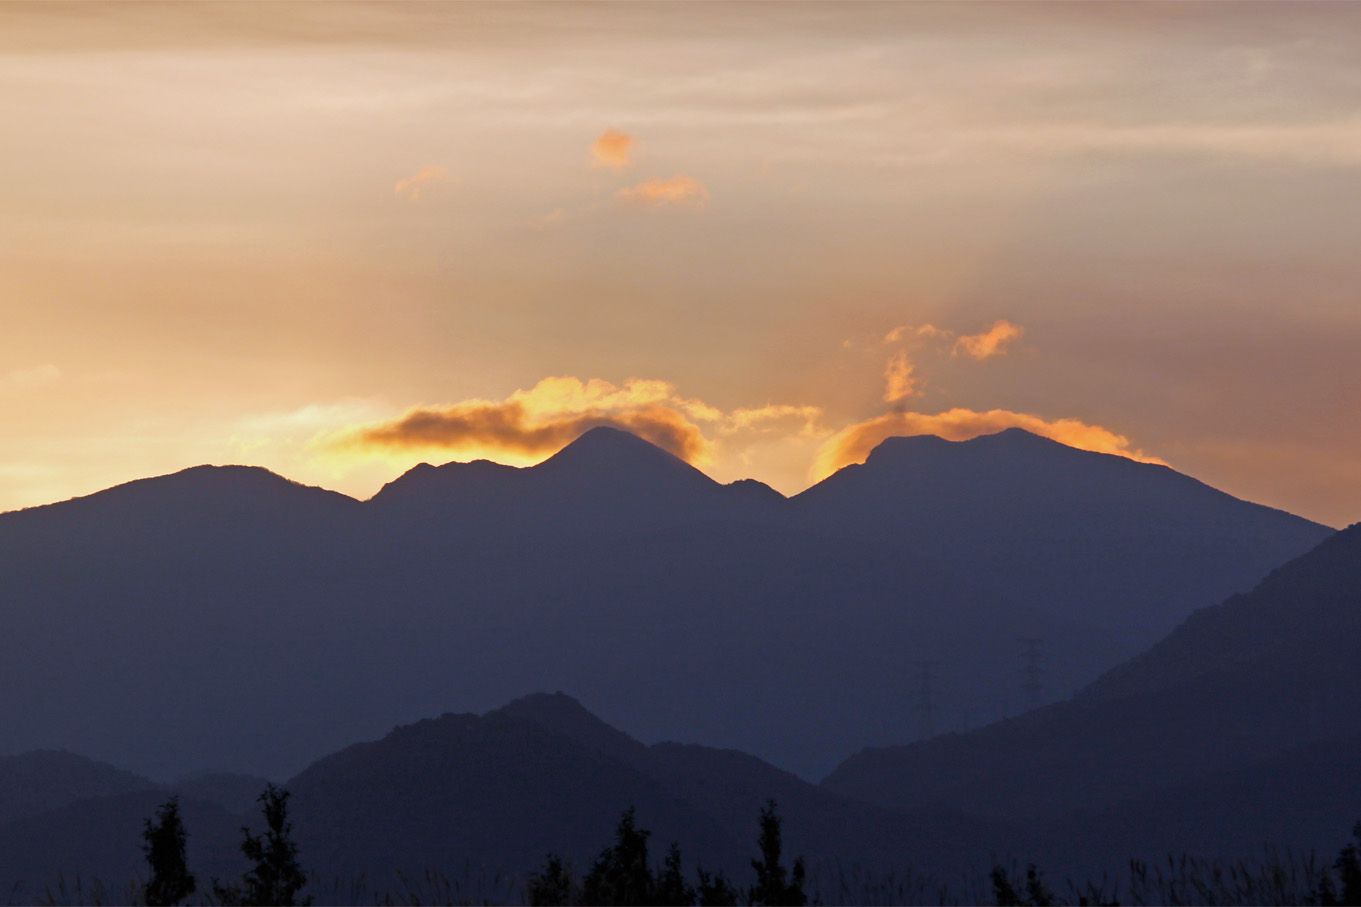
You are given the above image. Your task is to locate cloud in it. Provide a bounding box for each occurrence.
[725,404,825,437]
[591,129,635,168]
[811,407,1163,481]
[883,324,950,344]
[882,351,921,404]
[952,319,1024,360]
[0,364,61,391]
[333,376,719,465]
[617,174,710,207]
[393,165,451,201]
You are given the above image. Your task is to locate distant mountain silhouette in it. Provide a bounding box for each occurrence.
[0,789,248,902]
[823,521,1361,875]
[287,692,999,890]
[0,695,999,900]
[0,750,154,824]
[369,427,765,530]
[0,752,275,901]
[0,427,1331,779]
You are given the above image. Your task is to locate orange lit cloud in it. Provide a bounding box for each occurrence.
[334,376,717,466]
[725,404,825,437]
[953,319,1024,360]
[811,408,1163,481]
[883,324,949,344]
[592,129,635,168]
[393,165,451,201]
[329,377,837,477]
[882,351,920,404]
[617,174,709,207]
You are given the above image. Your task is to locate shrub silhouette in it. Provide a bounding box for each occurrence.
[142,797,196,906]
[749,800,806,907]
[991,863,1055,906]
[528,854,576,906]
[213,784,310,906]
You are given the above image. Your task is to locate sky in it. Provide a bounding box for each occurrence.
[2,2,1360,527]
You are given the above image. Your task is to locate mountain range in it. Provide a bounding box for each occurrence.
[824,520,1361,878]
[0,694,1002,902]
[0,427,1331,780]
[1,519,1358,899]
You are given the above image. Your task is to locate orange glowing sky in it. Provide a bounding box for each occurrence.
[3,2,1360,527]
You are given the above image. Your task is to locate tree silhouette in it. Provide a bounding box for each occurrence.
[527,854,576,906]
[655,842,695,906]
[749,800,806,907]
[1319,822,1361,906]
[580,808,656,906]
[696,867,739,906]
[142,797,196,906]
[214,785,309,906]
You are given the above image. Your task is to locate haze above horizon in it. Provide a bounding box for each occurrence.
[3,2,1360,526]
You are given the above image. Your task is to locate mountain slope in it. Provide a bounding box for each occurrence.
[823,522,1361,874]
[286,693,999,894]
[369,426,767,532]
[0,428,1332,779]
[0,694,1001,901]
[792,428,1326,637]
[0,750,155,825]
[0,790,249,903]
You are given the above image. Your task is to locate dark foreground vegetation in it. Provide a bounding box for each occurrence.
[14,786,1361,907]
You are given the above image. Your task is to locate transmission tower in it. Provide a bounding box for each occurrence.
[1019,637,1044,709]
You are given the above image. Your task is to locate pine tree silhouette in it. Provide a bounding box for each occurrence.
[749,800,806,907]
[142,797,196,907]
[654,842,695,906]
[580,808,656,906]
[213,784,310,906]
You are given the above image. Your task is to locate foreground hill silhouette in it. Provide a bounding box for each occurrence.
[0,427,1330,779]
[0,751,265,899]
[824,520,1361,876]
[0,695,999,901]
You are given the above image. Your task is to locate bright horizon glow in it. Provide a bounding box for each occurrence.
[3,3,1360,527]
[0,421,1168,512]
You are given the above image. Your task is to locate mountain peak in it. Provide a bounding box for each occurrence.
[369,457,519,507]
[546,425,675,461]
[725,478,787,506]
[533,426,716,488]
[977,426,1054,444]
[864,428,1060,465]
[1,464,356,521]
[486,692,645,762]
